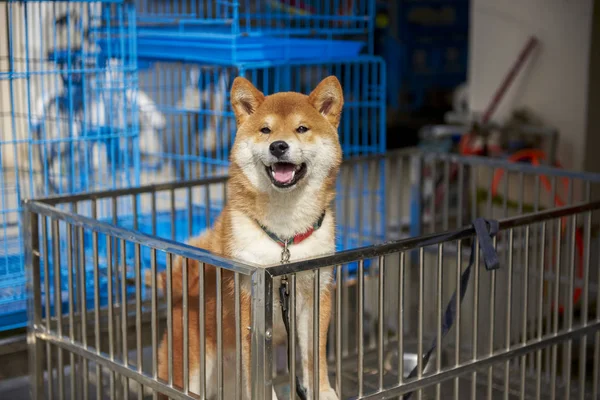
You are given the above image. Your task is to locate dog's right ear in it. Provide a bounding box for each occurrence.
[231,77,265,126]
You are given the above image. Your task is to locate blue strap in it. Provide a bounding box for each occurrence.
[403,218,499,400]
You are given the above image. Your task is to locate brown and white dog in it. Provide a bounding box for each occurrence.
[156,75,343,399]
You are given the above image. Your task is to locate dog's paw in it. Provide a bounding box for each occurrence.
[318,388,339,400]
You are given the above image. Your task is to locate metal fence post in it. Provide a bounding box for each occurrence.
[24,203,44,399]
[251,269,274,400]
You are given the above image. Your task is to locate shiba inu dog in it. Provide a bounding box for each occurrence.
[156,75,343,399]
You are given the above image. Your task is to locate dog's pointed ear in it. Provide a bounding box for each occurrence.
[309,76,344,128]
[231,77,265,126]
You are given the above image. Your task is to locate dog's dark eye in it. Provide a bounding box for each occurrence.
[296,126,309,134]
[260,127,271,134]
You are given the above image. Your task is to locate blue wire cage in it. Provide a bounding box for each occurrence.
[134,0,375,65]
[0,0,139,330]
[135,57,387,182]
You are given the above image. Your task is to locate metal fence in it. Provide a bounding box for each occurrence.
[25,150,600,399]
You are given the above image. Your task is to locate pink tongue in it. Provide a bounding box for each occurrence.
[273,163,295,183]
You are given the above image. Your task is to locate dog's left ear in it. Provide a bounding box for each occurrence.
[309,76,344,128]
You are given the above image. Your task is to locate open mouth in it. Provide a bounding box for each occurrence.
[266,162,307,188]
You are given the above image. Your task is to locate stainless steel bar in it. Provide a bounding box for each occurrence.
[535,221,546,400]
[435,244,443,400]
[217,266,224,400]
[67,224,76,400]
[250,269,274,400]
[550,218,562,400]
[183,257,189,395]
[188,187,193,237]
[579,211,592,400]
[92,199,103,400]
[121,239,129,400]
[342,167,351,357]
[457,164,464,229]
[358,162,365,244]
[51,219,64,400]
[171,189,176,241]
[73,199,82,400]
[151,249,158,400]
[335,266,342,396]
[471,241,480,400]
[199,262,206,398]
[487,243,496,400]
[106,235,116,399]
[378,256,385,391]
[42,216,53,400]
[134,241,143,400]
[504,229,514,400]
[166,253,173,388]
[519,225,530,400]
[25,208,44,400]
[417,247,424,400]
[564,215,577,399]
[205,185,211,228]
[398,252,405,388]
[454,241,462,400]
[358,259,365,397]
[430,161,437,233]
[235,272,243,400]
[594,230,600,400]
[443,161,450,231]
[370,160,378,243]
[287,272,298,397]
[78,224,89,400]
[313,268,320,400]
[151,190,157,236]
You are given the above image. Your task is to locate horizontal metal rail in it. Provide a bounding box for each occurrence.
[32,148,600,207]
[267,199,600,276]
[351,320,600,400]
[34,327,195,400]
[23,200,257,275]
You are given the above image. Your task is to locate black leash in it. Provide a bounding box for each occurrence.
[277,218,499,400]
[279,277,309,400]
[403,218,499,399]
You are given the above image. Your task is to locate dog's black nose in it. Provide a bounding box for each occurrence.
[269,140,289,158]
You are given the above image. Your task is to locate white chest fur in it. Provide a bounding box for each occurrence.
[229,210,335,344]
[229,209,335,267]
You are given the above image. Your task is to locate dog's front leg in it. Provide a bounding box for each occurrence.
[297,273,339,400]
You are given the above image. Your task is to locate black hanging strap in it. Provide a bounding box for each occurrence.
[279,278,308,400]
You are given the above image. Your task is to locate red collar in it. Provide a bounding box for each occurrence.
[257,211,326,247]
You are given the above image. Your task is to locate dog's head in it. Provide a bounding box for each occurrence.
[229,76,343,193]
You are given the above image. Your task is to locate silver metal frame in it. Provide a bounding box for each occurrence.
[24,149,600,399]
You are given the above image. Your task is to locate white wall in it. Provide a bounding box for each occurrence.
[468,0,594,170]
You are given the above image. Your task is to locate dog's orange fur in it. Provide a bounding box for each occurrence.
[154,76,344,399]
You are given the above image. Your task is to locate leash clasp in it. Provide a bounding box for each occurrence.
[281,241,291,263]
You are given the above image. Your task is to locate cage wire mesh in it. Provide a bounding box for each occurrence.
[24,150,600,399]
[136,0,374,37]
[0,0,139,330]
